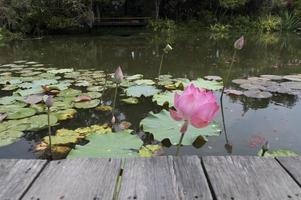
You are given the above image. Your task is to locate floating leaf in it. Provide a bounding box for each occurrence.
[74,99,100,109]
[260,75,283,81]
[25,94,44,105]
[49,68,74,74]
[82,92,102,99]
[26,114,58,131]
[0,130,23,147]
[125,85,161,97]
[134,79,155,85]
[43,129,83,146]
[140,110,221,145]
[75,124,111,137]
[75,95,92,102]
[224,89,243,96]
[204,75,222,81]
[6,108,36,120]
[96,105,113,111]
[152,91,181,107]
[121,97,139,104]
[244,90,272,99]
[126,74,143,81]
[257,149,298,157]
[54,109,77,121]
[139,145,162,157]
[185,78,223,90]
[68,130,143,158]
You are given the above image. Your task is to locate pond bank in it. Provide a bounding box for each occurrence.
[1,156,300,199]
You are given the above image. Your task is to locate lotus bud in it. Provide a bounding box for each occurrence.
[234,36,245,50]
[111,115,116,124]
[44,95,54,108]
[114,66,124,83]
[163,44,173,54]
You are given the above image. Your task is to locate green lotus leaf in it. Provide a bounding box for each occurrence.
[0,103,26,112]
[134,79,155,85]
[125,85,161,97]
[152,90,181,107]
[257,149,298,157]
[185,78,223,91]
[68,130,143,158]
[6,107,36,120]
[120,80,136,88]
[50,99,74,111]
[0,95,24,105]
[125,74,143,81]
[43,129,82,145]
[54,109,77,121]
[58,89,82,97]
[15,87,43,96]
[30,103,46,113]
[82,92,102,99]
[74,99,100,109]
[121,97,139,104]
[49,68,74,74]
[2,85,19,91]
[140,110,221,145]
[87,86,104,92]
[0,129,24,147]
[25,114,58,131]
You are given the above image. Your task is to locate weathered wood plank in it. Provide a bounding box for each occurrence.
[277,156,301,186]
[22,158,121,200]
[118,156,212,200]
[203,156,301,200]
[172,156,213,200]
[0,159,47,200]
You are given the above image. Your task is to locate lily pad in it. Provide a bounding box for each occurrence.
[68,130,143,158]
[239,83,266,91]
[140,110,221,145]
[204,75,222,81]
[54,109,77,121]
[244,90,272,99]
[134,79,155,85]
[283,75,301,82]
[75,124,111,137]
[126,74,143,81]
[6,107,36,120]
[74,99,100,109]
[49,68,74,74]
[43,129,83,146]
[0,130,24,147]
[96,105,113,111]
[25,114,58,131]
[185,78,223,90]
[257,149,298,157]
[121,97,139,104]
[125,85,161,97]
[152,90,181,107]
[58,89,82,97]
[280,82,301,90]
[260,75,283,81]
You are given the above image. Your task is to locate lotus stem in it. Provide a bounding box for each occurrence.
[158,53,164,79]
[220,50,237,146]
[47,107,52,159]
[112,83,119,119]
[176,133,185,156]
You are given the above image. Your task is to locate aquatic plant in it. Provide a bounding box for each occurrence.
[112,66,124,124]
[158,44,173,79]
[44,95,54,159]
[169,84,219,155]
[220,35,244,153]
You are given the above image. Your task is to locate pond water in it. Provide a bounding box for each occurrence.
[0,30,301,159]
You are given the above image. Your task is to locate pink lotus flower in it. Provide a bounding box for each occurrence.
[170,84,219,130]
[234,36,245,50]
[114,66,124,83]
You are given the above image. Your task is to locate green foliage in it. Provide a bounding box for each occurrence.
[258,15,282,32]
[281,11,301,31]
[148,19,176,33]
[219,0,249,9]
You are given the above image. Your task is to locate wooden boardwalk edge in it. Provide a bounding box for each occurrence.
[0,156,300,200]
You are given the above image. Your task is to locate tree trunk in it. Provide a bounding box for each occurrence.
[155,0,160,20]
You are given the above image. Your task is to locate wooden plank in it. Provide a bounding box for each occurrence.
[277,156,301,186]
[118,156,213,200]
[172,156,213,200]
[22,158,121,200]
[203,156,301,200]
[0,159,47,200]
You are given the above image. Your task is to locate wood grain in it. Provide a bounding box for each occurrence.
[22,158,121,200]
[118,156,212,200]
[203,156,301,200]
[277,156,301,186]
[0,159,47,200]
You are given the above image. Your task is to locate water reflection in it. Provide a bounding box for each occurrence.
[0,30,301,158]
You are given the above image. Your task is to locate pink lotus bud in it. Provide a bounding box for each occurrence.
[114,66,124,83]
[234,36,244,50]
[169,84,219,129]
[111,115,116,124]
[44,95,54,108]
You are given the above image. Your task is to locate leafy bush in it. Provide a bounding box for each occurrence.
[281,11,301,32]
[258,15,282,32]
[209,23,231,33]
[148,19,176,33]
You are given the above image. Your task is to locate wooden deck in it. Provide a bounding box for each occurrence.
[1,156,301,200]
